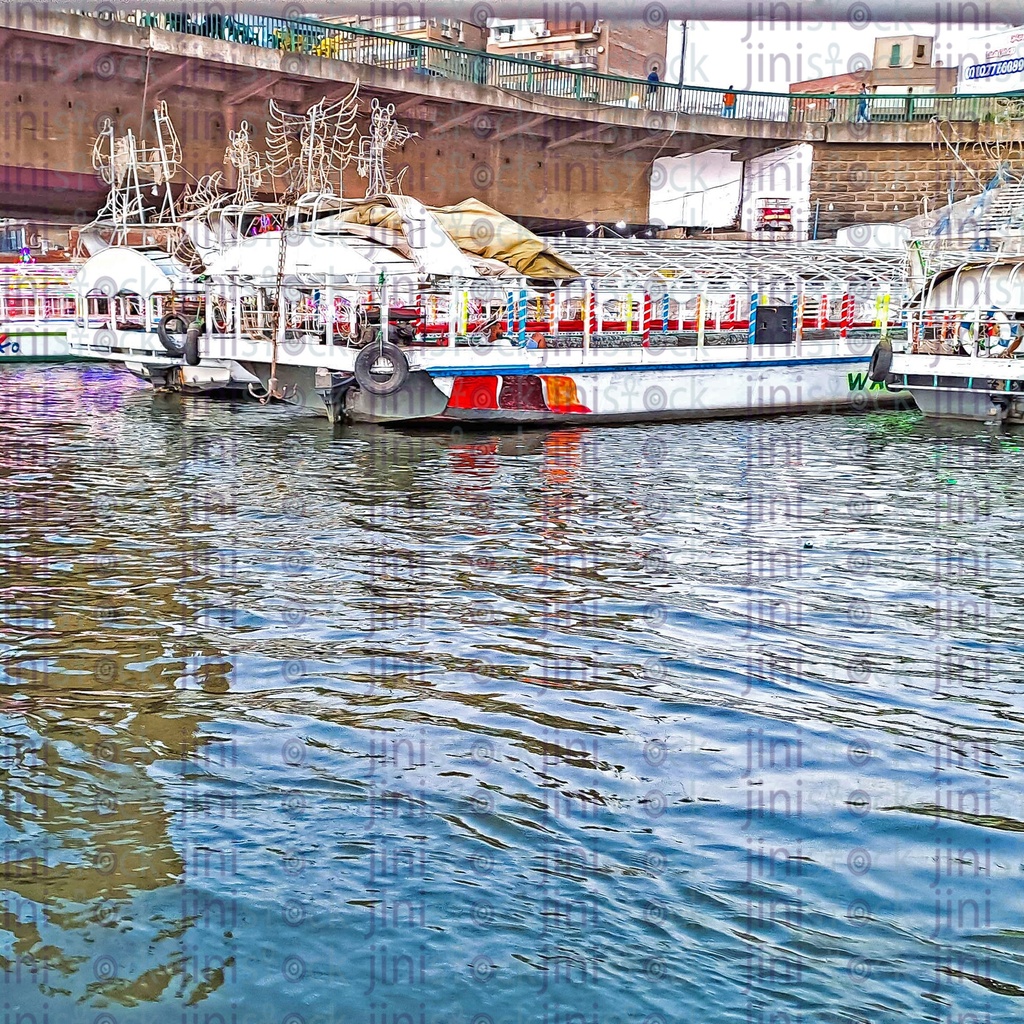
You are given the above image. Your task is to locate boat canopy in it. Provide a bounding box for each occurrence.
[916,257,1024,311]
[336,196,580,280]
[70,246,191,297]
[204,231,378,280]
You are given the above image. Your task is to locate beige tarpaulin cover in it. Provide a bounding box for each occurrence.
[335,197,580,280]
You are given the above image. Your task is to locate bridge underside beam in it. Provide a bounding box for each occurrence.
[0,165,106,218]
[674,135,745,157]
[544,125,611,152]
[490,114,549,143]
[428,107,485,135]
[730,140,796,162]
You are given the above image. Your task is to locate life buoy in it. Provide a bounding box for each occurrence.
[979,310,1012,357]
[185,324,202,366]
[157,312,188,357]
[867,339,892,382]
[354,342,409,397]
[210,301,231,333]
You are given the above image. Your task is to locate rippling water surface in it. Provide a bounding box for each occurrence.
[2,364,1024,1024]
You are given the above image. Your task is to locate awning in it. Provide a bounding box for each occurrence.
[70,246,183,298]
[204,232,375,279]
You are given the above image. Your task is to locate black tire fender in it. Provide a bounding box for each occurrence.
[185,324,202,366]
[354,342,410,397]
[867,339,892,383]
[157,312,188,357]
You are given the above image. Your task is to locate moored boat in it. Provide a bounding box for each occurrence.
[878,256,1024,423]
[0,264,81,363]
[63,91,908,426]
[66,206,906,425]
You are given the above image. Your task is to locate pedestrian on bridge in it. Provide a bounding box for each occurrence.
[722,87,737,118]
[854,84,872,124]
[647,66,660,106]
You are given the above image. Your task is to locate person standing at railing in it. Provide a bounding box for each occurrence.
[473,53,488,87]
[647,66,660,107]
[722,87,736,118]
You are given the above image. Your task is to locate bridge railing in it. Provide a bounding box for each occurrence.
[84,8,1022,125]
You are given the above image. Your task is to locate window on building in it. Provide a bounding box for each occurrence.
[889,43,901,66]
[493,24,513,40]
[916,44,925,59]
[0,226,25,253]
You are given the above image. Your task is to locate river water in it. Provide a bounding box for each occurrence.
[2,363,1023,1024]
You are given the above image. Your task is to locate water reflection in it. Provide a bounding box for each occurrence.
[2,366,1024,1022]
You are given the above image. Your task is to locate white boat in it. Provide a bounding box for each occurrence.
[66,200,905,425]
[0,263,81,363]
[63,92,907,425]
[878,257,1024,423]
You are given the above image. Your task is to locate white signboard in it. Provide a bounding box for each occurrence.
[958,27,1024,94]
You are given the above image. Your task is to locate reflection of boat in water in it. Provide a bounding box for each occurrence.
[0,406,243,1006]
[877,257,1024,424]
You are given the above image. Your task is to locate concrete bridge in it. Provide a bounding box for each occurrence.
[1,9,1022,234]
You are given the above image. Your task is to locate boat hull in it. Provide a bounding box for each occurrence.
[0,327,74,362]
[67,326,907,425]
[889,353,1024,423]
[327,356,903,426]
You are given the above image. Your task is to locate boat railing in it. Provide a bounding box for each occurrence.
[908,306,1024,356]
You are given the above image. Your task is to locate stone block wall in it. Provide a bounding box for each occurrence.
[0,68,654,226]
[809,136,1024,237]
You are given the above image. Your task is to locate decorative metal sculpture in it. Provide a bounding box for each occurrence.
[356,97,417,197]
[90,100,182,232]
[180,171,225,215]
[225,120,264,206]
[265,86,360,200]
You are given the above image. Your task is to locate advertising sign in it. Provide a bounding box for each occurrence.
[959,27,1024,94]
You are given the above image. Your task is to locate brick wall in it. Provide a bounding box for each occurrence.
[809,138,1024,236]
[0,72,655,226]
[604,22,668,80]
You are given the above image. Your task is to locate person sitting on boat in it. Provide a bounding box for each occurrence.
[526,331,547,350]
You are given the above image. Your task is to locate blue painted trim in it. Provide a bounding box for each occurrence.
[425,355,871,378]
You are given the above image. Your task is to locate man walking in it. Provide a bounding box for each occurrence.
[854,83,872,124]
